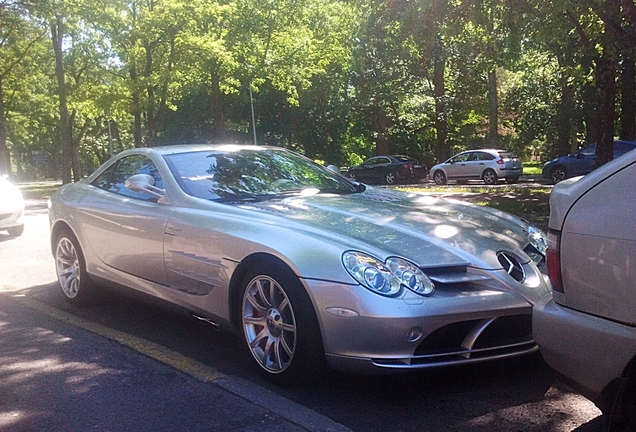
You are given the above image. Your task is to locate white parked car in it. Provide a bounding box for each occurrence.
[533,149,636,431]
[429,149,523,185]
[0,175,25,237]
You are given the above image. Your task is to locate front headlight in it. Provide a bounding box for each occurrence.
[521,220,547,263]
[386,257,435,295]
[342,252,435,297]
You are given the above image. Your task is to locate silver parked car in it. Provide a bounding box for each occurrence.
[429,149,523,185]
[49,145,549,384]
[533,149,636,431]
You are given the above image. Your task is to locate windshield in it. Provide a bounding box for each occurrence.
[164,147,359,201]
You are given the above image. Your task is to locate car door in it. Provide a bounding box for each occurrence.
[79,154,170,286]
[467,151,493,179]
[444,152,471,180]
[359,157,391,183]
[569,144,597,176]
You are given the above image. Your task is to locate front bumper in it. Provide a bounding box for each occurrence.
[305,278,539,374]
[533,295,636,406]
[0,206,24,231]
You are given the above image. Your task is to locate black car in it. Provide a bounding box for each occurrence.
[346,155,428,185]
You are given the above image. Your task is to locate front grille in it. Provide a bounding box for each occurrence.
[409,314,535,365]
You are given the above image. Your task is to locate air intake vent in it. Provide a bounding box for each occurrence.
[497,252,525,282]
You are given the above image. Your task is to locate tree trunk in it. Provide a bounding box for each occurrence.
[595,53,616,167]
[129,65,143,148]
[0,75,10,176]
[51,18,72,184]
[556,76,575,156]
[432,0,449,162]
[210,69,227,143]
[487,69,498,148]
[375,112,391,155]
[620,57,635,140]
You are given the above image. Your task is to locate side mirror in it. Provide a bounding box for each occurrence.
[125,174,166,200]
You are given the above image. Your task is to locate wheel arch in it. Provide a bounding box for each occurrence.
[601,355,636,418]
[50,220,77,256]
[228,252,314,330]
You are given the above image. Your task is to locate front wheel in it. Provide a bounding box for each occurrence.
[240,261,325,385]
[433,170,447,185]
[549,166,567,184]
[54,229,97,305]
[385,171,397,185]
[482,169,498,185]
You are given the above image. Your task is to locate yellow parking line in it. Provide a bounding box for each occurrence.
[2,292,224,383]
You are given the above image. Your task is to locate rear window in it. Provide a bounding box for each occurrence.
[395,156,417,162]
[497,151,518,159]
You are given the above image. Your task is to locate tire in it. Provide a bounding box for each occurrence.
[7,225,24,237]
[433,170,447,185]
[347,173,356,182]
[505,176,520,184]
[54,229,98,306]
[385,171,397,185]
[549,166,567,184]
[482,169,498,185]
[606,372,636,432]
[240,261,325,385]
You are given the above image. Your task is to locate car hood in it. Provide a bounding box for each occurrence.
[234,187,536,270]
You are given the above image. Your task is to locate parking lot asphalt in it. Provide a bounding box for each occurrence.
[0,202,350,432]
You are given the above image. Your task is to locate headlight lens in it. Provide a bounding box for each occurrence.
[386,257,435,295]
[521,220,547,263]
[342,252,400,296]
[342,252,434,297]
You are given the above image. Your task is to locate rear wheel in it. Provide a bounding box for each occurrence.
[606,371,636,432]
[433,170,447,185]
[239,261,325,385]
[54,229,97,305]
[483,169,498,185]
[505,176,520,184]
[347,172,356,182]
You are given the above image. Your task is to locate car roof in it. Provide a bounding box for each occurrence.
[118,144,283,157]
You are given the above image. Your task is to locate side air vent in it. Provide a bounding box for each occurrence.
[497,252,525,283]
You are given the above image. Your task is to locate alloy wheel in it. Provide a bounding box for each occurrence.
[56,237,81,299]
[242,275,297,374]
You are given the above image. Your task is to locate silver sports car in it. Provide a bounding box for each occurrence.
[48,145,549,384]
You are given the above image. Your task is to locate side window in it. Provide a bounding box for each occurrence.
[452,153,470,163]
[92,163,116,190]
[580,145,596,156]
[93,155,163,202]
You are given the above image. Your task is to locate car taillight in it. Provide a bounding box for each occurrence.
[496,158,504,164]
[546,230,564,293]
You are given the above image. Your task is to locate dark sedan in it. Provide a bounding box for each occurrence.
[345,155,428,185]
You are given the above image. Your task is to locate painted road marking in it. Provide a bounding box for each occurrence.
[1,291,224,383]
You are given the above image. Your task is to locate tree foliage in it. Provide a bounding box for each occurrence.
[1,0,635,180]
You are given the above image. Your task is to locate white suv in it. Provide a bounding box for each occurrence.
[533,149,636,431]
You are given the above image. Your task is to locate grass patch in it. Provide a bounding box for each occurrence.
[523,161,542,175]
[17,181,62,200]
